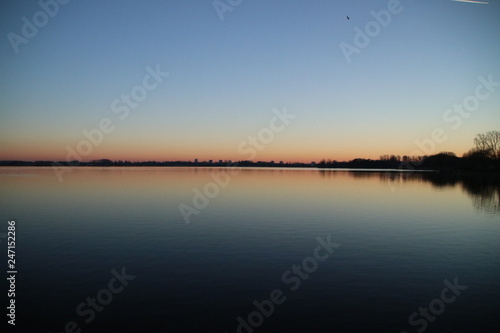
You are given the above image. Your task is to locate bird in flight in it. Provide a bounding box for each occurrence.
[346,16,350,20]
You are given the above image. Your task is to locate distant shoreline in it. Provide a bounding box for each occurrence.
[0,164,434,172]
[1,153,499,173]
[0,159,428,172]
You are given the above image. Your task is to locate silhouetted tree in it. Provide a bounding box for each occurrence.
[472,130,500,159]
[463,149,492,160]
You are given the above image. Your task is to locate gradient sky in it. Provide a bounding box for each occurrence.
[1,0,499,163]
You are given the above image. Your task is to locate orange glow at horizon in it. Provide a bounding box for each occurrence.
[0,141,470,163]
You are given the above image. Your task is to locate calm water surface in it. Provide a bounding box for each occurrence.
[1,167,499,332]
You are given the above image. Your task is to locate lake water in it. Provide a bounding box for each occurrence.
[1,167,499,332]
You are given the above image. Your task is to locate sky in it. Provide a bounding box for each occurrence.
[0,0,499,163]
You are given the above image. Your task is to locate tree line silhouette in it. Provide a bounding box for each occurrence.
[1,131,498,172]
[318,131,500,172]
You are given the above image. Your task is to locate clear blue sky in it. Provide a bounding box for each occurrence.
[1,0,499,162]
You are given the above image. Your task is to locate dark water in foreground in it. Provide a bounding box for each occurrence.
[1,167,499,332]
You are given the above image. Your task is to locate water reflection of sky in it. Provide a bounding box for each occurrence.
[0,167,499,332]
[1,167,498,218]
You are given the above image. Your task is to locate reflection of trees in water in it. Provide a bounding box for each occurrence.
[346,170,435,187]
[372,171,500,214]
[460,175,500,215]
[318,170,499,213]
[418,173,500,214]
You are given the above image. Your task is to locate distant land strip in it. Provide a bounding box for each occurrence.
[1,153,499,172]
